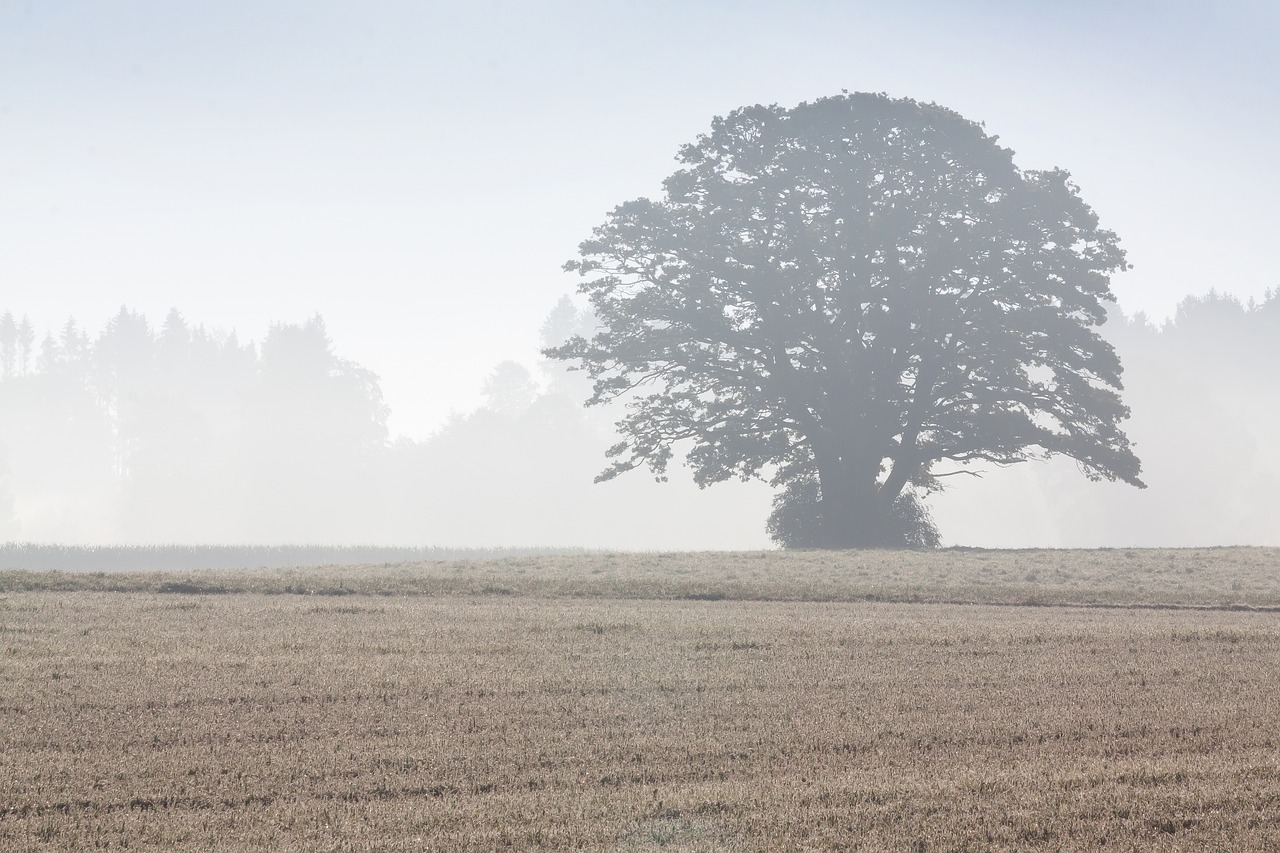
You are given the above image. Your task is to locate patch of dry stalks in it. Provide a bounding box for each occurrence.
[4,590,1280,850]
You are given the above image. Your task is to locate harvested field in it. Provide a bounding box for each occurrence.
[3,549,1280,850]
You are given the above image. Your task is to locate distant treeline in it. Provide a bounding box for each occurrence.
[1,290,1278,549]
[0,299,773,549]
[0,543,592,572]
[930,289,1280,547]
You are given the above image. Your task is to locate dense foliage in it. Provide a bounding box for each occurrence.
[550,93,1144,547]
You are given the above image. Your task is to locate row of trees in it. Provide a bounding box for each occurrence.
[0,301,771,547]
[2,288,1273,548]
[0,312,38,379]
[0,309,388,542]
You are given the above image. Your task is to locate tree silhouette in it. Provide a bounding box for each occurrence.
[36,333,59,376]
[539,296,598,403]
[0,314,115,541]
[59,318,93,382]
[117,309,216,541]
[16,317,34,377]
[234,316,389,542]
[482,361,540,418]
[0,312,16,379]
[94,307,157,479]
[549,93,1144,548]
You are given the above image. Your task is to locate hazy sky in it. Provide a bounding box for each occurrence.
[3,0,1278,438]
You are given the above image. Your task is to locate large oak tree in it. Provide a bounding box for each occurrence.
[548,93,1144,548]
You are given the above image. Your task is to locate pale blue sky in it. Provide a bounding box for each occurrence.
[3,0,1277,437]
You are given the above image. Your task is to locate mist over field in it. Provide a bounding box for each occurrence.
[0,292,1276,550]
[3,2,1278,551]
[0,304,773,549]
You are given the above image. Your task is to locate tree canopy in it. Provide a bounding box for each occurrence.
[548,92,1144,548]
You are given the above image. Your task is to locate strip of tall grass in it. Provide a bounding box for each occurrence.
[2,547,1279,609]
[0,543,591,572]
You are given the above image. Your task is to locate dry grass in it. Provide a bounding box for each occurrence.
[3,546,1280,608]
[4,554,1280,850]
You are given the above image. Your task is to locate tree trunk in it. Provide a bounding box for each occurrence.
[815,463,895,548]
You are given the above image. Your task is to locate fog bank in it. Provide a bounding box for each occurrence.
[1,291,1276,550]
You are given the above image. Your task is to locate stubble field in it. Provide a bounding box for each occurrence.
[3,548,1280,850]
